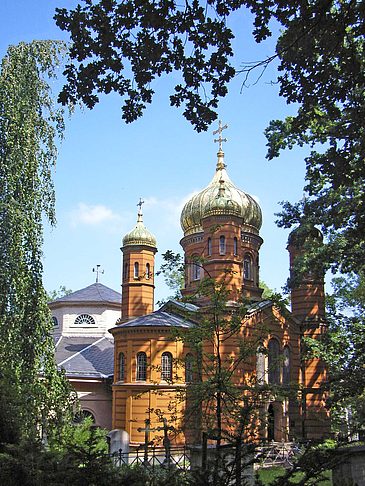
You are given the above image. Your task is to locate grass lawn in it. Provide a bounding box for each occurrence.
[257,466,332,485]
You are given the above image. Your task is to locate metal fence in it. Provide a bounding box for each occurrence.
[110,445,190,471]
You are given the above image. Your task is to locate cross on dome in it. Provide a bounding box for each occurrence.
[137,197,144,221]
[213,120,228,152]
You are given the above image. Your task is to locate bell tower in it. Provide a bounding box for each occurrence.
[121,200,157,319]
[287,224,330,439]
[180,121,263,303]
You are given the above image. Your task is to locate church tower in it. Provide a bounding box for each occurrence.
[287,224,330,439]
[121,200,157,319]
[180,122,263,303]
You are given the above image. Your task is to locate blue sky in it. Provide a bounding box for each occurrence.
[0,0,311,303]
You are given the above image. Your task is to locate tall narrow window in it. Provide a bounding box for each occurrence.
[219,235,226,255]
[134,262,139,279]
[192,263,200,280]
[283,346,290,385]
[123,263,129,281]
[161,352,173,381]
[146,263,151,279]
[233,237,238,256]
[207,237,212,256]
[119,352,126,381]
[256,347,266,385]
[136,352,147,381]
[185,353,194,383]
[243,254,252,280]
[268,339,280,385]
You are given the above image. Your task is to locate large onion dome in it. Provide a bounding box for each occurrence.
[122,207,157,248]
[202,178,242,219]
[180,150,262,236]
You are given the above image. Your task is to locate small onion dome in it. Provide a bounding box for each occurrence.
[287,223,323,247]
[122,210,157,248]
[180,150,262,236]
[202,178,241,219]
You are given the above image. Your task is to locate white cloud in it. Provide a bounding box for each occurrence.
[70,203,120,227]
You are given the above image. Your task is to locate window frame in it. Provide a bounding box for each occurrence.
[134,262,139,279]
[74,314,96,326]
[119,352,126,382]
[207,237,212,256]
[219,235,226,255]
[268,338,281,385]
[243,253,252,280]
[161,352,173,381]
[136,352,147,381]
[233,236,238,256]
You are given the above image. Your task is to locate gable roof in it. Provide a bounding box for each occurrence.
[55,336,114,379]
[50,283,121,305]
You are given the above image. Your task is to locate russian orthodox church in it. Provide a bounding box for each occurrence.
[109,127,330,446]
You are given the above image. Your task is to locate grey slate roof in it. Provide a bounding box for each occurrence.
[161,299,200,313]
[116,309,195,329]
[247,299,273,314]
[50,283,121,305]
[55,336,114,378]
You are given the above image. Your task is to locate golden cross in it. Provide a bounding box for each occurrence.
[213,120,228,151]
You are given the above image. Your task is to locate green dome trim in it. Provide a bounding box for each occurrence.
[180,151,262,235]
[122,211,157,248]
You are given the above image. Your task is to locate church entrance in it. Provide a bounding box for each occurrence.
[267,402,286,442]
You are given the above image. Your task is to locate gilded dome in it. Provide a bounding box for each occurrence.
[203,178,242,219]
[122,210,157,248]
[180,151,262,236]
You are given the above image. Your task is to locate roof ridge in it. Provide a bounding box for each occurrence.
[58,336,106,367]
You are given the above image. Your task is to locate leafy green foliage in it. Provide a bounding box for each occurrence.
[0,41,74,442]
[304,273,365,436]
[55,0,237,131]
[156,250,185,304]
[261,1,365,277]
[47,285,73,301]
[55,0,365,276]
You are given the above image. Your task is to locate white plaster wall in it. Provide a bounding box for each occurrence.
[51,305,120,337]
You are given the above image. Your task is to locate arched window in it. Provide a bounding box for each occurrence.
[268,339,280,385]
[123,263,129,281]
[161,352,173,381]
[219,235,226,255]
[192,258,201,281]
[119,352,126,381]
[185,353,194,383]
[52,316,58,327]
[282,346,290,385]
[134,262,139,279]
[73,409,95,424]
[207,237,212,256]
[233,237,238,256]
[136,352,147,381]
[74,314,95,326]
[256,346,266,385]
[145,263,151,279]
[243,254,252,280]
